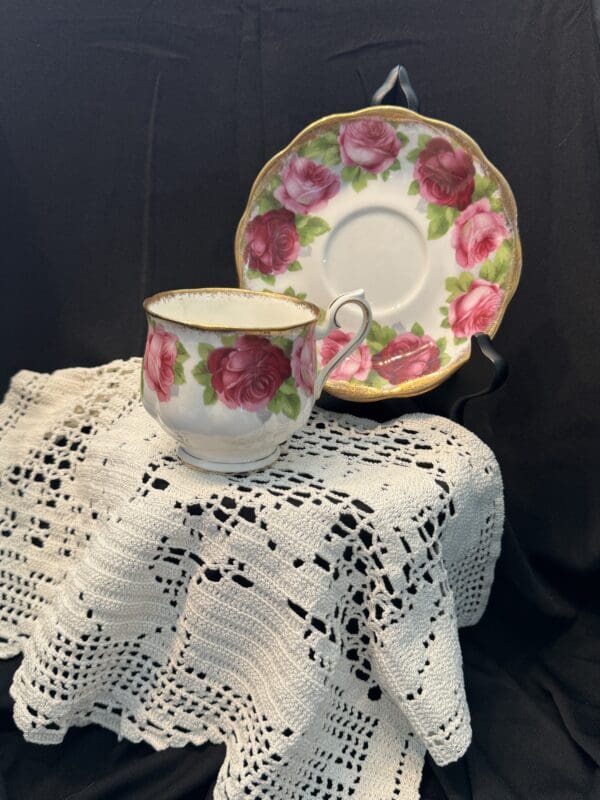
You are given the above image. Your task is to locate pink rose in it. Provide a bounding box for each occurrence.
[143,325,178,403]
[320,330,372,382]
[448,279,504,339]
[244,209,300,275]
[291,331,316,395]
[338,118,401,174]
[372,333,440,385]
[207,335,291,412]
[451,198,509,268]
[414,137,475,209]
[274,156,340,215]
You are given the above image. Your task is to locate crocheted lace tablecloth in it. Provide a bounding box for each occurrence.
[0,360,504,800]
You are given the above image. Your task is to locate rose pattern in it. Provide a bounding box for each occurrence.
[338,119,401,174]
[274,156,340,215]
[451,198,509,268]
[207,335,291,412]
[414,137,475,209]
[372,333,441,385]
[448,279,504,339]
[240,119,515,391]
[244,209,300,275]
[320,330,372,382]
[143,325,178,403]
[291,332,316,395]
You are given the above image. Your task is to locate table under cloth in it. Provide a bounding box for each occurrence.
[0,359,504,800]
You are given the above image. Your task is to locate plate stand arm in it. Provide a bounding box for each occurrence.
[370,64,420,112]
[419,333,509,425]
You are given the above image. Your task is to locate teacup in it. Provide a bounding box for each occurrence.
[141,287,372,472]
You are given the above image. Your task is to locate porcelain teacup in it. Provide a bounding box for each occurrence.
[141,287,372,472]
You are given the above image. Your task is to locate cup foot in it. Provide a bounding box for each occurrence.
[177,446,281,474]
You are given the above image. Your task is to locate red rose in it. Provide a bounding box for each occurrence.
[244,209,300,275]
[143,324,178,403]
[274,155,340,215]
[320,330,372,382]
[338,118,401,174]
[290,331,316,395]
[372,333,440,385]
[414,137,475,209]
[448,279,504,339]
[207,335,291,411]
[451,198,509,268]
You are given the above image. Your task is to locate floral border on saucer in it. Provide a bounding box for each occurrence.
[236,108,521,401]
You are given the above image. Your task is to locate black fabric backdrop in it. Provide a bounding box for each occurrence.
[1,1,600,798]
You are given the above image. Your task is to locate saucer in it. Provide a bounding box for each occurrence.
[235,106,521,401]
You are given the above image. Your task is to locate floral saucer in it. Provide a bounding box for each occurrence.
[235,107,521,401]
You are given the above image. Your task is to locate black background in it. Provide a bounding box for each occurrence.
[1,1,600,798]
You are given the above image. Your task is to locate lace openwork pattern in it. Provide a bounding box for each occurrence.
[0,359,503,800]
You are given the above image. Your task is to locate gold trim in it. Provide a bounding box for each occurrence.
[143,287,322,334]
[234,105,522,402]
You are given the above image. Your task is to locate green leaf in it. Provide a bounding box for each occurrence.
[261,273,276,285]
[439,306,449,316]
[280,392,301,420]
[446,206,459,224]
[445,277,460,293]
[367,340,385,354]
[471,174,496,202]
[176,341,189,361]
[321,130,339,146]
[441,319,451,329]
[490,196,503,212]
[366,370,387,388]
[320,146,341,166]
[220,335,236,347]
[352,170,369,192]
[396,130,409,146]
[436,337,447,353]
[367,320,396,347]
[407,147,421,163]
[494,239,512,270]
[299,133,340,162]
[381,169,390,182]
[366,172,377,181]
[173,360,186,385]
[411,322,425,337]
[440,353,451,367]
[198,342,215,359]
[418,133,433,148]
[268,394,282,415]
[257,194,281,214]
[191,363,212,386]
[408,179,419,195]
[282,286,307,300]
[147,316,156,328]
[271,336,293,356]
[287,260,302,272]
[203,385,217,405]
[341,165,360,183]
[454,336,467,346]
[389,159,402,171]
[478,259,496,282]
[246,269,261,281]
[296,216,330,246]
[458,271,474,291]
[278,377,297,395]
[427,204,452,240]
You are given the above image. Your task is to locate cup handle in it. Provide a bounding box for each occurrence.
[314,289,373,398]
